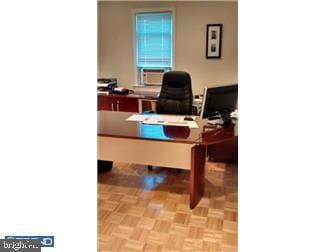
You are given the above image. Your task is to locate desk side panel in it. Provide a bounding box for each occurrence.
[98,136,193,169]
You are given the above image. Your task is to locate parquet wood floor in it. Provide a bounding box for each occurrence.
[98,161,238,252]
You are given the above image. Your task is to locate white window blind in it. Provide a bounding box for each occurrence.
[135,12,173,68]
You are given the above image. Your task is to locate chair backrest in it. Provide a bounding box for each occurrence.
[156,71,193,115]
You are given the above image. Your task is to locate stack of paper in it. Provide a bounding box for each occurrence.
[126,114,150,122]
[126,114,198,129]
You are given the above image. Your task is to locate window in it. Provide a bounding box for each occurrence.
[134,11,173,84]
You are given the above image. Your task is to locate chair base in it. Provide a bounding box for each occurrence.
[98,160,113,173]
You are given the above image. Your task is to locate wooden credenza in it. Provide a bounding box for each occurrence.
[207,136,238,162]
[97,93,158,112]
[204,123,238,162]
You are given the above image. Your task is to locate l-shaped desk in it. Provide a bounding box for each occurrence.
[97,111,237,209]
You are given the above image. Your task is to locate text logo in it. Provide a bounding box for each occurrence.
[5,236,54,247]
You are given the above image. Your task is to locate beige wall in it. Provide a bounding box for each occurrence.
[98,1,237,95]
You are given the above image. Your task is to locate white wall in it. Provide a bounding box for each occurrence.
[98,1,237,95]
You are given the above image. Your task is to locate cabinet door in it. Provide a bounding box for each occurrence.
[98,96,113,111]
[98,95,139,112]
[207,136,238,162]
[114,97,139,112]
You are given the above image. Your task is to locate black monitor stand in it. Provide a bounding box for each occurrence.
[207,111,232,126]
[221,112,233,126]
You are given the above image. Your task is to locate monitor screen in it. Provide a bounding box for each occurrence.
[200,84,238,119]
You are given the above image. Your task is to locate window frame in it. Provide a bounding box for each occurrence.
[132,7,175,86]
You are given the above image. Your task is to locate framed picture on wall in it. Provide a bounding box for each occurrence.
[206,24,222,59]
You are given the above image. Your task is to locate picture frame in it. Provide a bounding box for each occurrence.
[206,24,222,59]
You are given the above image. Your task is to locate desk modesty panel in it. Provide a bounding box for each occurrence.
[98,137,194,169]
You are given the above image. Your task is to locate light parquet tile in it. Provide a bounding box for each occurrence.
[130,228,151,242]
[105,211,125,224]
[222,231,238,248]
[107,192,124,202]
[202,228,223,244]
[120,214,141,227]
[173,212,190,225]
[168,223,189,238]
[143,207,160,219]
[192,206,209,217]
[136,217,156,230]
[152,220,171,233]
[157,210,175,222]
[222,220,238,233]
[111,225,134,240]
[207,207,225,219]
[188,226,204,240]
[108,236,127,251]
[122,195,139,204]
[99,200,119,211]
[146,231,169,246]
[127,205,146,216]
[206,217,224,230]
[202,241,223,251]
[98,161,238,251]
[163,200,178,212]
[143,243,162,252]
[135,197,151,208]
[124,239,146,251]
[182,238,203,251]
[163,234,185,250]
[188,215,207,228]
[176,203,193,213]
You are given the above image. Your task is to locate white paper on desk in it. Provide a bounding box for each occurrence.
[185,121,199,129]
[126,114,150,122]
[142,115,199,128]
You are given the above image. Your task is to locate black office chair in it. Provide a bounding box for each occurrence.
[148,71,193,171]
[156,71,193,115]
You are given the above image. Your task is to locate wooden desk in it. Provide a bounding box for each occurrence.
[97,111,237,209]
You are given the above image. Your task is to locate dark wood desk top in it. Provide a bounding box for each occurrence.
[98,111,237,145]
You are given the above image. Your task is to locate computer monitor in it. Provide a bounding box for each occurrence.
[200,84,238,121]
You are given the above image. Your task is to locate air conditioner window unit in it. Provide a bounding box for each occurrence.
[141,69,166,85]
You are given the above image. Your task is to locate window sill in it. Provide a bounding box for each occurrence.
[133,85,161,96]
